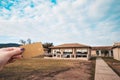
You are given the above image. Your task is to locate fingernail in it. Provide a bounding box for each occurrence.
[21,48,25,51]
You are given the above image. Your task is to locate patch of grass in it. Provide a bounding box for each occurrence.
[0,58,96,80]
[103,57,120,76]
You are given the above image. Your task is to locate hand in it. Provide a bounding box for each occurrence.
[0,47,24,71]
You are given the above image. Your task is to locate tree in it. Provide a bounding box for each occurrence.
[27,38,31,44]
[43,43,53,48]
[19,38,32,45]
[19,39,26,45]
[42,42,53,53]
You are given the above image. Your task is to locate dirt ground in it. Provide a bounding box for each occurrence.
[103,57,120,77]
[0,58,95,80]
[25,62,94,80]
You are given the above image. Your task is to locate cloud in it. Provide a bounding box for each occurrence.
[0,0,120,46]
[87,0,112,20]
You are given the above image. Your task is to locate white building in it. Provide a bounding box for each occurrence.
[50,43,91,60]
[46,42,120,61]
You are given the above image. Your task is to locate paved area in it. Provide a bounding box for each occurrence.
[95,58,120,80]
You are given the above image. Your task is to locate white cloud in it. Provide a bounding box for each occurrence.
[0,0,120,46]
[87,0,111,19]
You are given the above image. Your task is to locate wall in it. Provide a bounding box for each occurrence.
[91,50,97,56]
[113,48,120,60]
[51,48,90,59]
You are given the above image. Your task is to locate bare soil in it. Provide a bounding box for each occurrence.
[103,57,120,77]
[0,58,95,80]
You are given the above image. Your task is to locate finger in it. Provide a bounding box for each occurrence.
[0,47,14,51]
[8,47,25,57]
[12,55,23,59]
[7,55,22,64]
[7,58,16,64]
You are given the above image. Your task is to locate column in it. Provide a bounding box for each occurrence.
[87,48,90,59]
[109,50,112,57]
[70,54,72,58]
[52,49,54,57]
[99,50,102,56]
[73,48,76,58]
[60,54,62,58]
[60,49,63,58]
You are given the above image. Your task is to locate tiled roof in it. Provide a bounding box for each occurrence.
[92,46,112,50]
[50,43,91,48]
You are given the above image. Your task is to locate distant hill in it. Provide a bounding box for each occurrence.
[0,43,21,48]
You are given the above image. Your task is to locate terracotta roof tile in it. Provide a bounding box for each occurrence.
[50,43,91,48]
[92,46,112,50]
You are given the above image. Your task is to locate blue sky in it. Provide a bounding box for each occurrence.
[0,0,120,46]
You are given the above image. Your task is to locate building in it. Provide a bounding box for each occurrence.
[50,43,91,60]
[91,46,113,57]
[113,42,120,60]
[46,42,120,61]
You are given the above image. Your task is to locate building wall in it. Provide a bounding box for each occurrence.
[91,49,113,57]
[113,48,120,60]
[91,50,97,56]
[51,48,91,60]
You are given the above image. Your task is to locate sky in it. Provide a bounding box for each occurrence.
[0,0,120,46]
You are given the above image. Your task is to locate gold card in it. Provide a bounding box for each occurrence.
[20,42,44,58]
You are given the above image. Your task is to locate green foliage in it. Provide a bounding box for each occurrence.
[0,43,21,48]
[42,42,54,53]
[42,42,53,48]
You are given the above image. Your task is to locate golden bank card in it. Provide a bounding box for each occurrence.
[20,42,44,58]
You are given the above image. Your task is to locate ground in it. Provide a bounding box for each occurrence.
[0,58,95,80]
[103,57,120,76]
